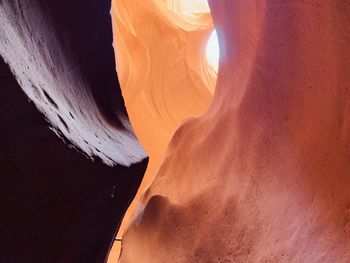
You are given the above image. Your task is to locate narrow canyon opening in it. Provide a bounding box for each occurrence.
[109,0,220,261]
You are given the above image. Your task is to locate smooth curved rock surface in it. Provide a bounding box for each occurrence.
[109,1,217,258]
[119,1,350,262]
[0,0,146,166]
[0,57,148,263]
[0,1,148,262]
[111,0,215,171]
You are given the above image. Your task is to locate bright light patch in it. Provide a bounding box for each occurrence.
[177,0,210,15]
[206,30,220,73]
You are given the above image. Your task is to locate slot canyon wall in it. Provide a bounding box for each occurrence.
[1,0,350,262]
[0,0,147,262]
[0,0,146,166]
[109,0,217,259]
[117,0,350,262]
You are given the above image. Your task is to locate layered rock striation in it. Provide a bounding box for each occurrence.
[110,1,217,258]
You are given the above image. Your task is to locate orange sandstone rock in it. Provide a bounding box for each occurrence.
[109,0,216,260]
[117,0,350,262]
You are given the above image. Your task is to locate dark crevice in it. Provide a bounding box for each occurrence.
[42,89,59,109]
[57,114,69,132]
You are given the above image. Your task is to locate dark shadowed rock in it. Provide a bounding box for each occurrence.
[0,0,146,165]
[0,56,148,263]
[0,0,149,261]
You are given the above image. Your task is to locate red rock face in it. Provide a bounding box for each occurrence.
[119,1,350,262]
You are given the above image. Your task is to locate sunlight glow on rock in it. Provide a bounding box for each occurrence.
[177,0,210,15]
[206,30,220,73]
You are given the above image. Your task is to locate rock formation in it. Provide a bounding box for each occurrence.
[118,1,350,262]
[0,0,147,262]
[110,0,217,258]
[2,0,350,262]
[0,0,146,166]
